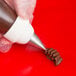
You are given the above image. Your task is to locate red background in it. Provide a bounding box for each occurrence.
[0,0,76,76]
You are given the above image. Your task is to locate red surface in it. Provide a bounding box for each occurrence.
[0,0,76,76]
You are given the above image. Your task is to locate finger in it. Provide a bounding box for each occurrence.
[13,0,37,19]
[0,37,12,53]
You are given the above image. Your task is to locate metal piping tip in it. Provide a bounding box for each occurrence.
[30,33,46,50]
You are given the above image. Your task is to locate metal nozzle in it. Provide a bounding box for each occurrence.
[30,33,46,50]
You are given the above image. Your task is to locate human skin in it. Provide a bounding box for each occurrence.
[0,0,36,53]
[5,0,36,20]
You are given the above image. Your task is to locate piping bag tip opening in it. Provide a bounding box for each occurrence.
[30,33,46,51]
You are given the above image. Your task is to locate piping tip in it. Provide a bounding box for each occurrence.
[30,33,46,50]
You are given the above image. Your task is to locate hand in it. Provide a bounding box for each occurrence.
[0,0,36,53]
[5,0,36,21]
